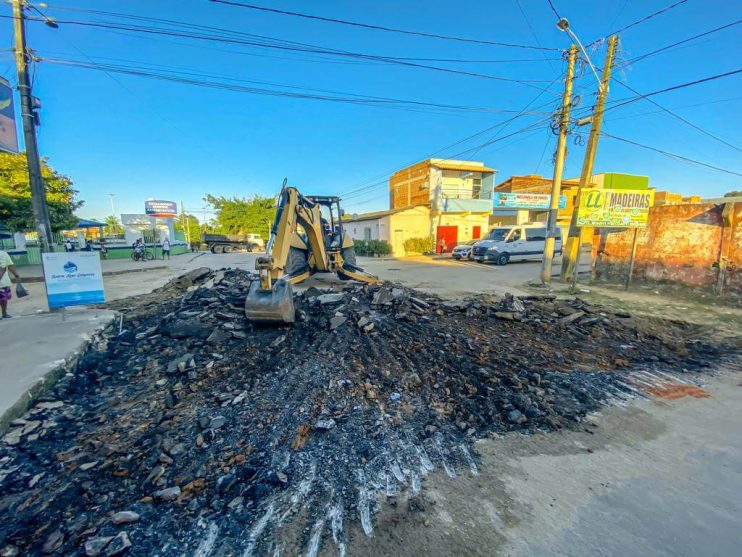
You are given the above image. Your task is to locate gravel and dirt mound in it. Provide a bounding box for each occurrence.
[0,268,733,556]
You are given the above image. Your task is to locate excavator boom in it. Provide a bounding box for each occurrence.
[245,182,378,324]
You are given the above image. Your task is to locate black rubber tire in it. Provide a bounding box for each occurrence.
[213,245,224,254]
[496,253,509,266]
[285,246,309,276]
[224,245,233,254]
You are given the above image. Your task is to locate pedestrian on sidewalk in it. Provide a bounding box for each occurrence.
[0,249,21,319]
[438,238,447,255]
[162,238,171,260]
[65,239,74,252]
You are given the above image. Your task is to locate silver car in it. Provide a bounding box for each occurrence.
[451,239,479,260]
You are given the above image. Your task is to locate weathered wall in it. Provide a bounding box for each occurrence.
[594,202,742,295]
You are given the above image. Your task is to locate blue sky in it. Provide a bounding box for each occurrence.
[1,0,740,221]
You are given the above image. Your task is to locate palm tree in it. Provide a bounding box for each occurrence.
[104,215,124,236]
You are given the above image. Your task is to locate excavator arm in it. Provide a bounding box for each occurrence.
[246,182,378,324]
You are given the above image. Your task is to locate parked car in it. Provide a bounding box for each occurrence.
[472,224,562,265]
[470,228,510,262]
[451,239,479,260]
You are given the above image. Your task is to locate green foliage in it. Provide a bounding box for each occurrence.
[403,236,434,255]
[175,213,200,240]
[724,190,742,197]
[0,152,82,232]
[204,194,275,240]
[104,215,124,236]
[353,239,392,257]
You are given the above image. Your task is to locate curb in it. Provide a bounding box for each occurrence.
[0,314,116,435]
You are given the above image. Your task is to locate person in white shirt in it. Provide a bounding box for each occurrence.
[162,239,171,259]
[0,250,21,318]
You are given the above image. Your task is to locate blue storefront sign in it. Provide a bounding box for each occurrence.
[0,77,19,154]
[42,252,105,309]
[493,192,566,210]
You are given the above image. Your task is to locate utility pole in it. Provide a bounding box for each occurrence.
[560,35,618,282]
[12,0,53,252]
[540,44,577,284]
[108,192,116,216]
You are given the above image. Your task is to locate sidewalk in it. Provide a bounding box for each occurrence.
[15,253,189,281]
[0,308,115,432]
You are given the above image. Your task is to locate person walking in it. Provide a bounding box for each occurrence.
[162,238,171,260]
[0,249,21,319]
[100,239,108,259]
[65,239,73,252]
[438,237,447,255]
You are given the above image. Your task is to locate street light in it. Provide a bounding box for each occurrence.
[556,17,603,92]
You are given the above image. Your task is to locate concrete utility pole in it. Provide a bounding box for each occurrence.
[560,35,619,282]
[12,0,53,252]
[540,44,577,284]
[108,192,116,216]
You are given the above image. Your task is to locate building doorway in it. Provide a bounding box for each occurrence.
[436,225,458,253]
[472,225,481,239]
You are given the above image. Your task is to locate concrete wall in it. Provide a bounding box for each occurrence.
[346,217,390,243]
[594,202,742,295]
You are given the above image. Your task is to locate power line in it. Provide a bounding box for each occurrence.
[13,15,553,90]
[42,56,539,116]
[613,78,741,153]
[40,4,563,66]
[627,19,742,65]
[601,132,742,177]
[605,96,742,121]
[546,0,562,20]
[589,0,690,45]
[208,0,562,51]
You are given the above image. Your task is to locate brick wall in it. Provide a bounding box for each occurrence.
[594,202,742,295]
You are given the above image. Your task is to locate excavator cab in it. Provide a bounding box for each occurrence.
[245,181,378,324]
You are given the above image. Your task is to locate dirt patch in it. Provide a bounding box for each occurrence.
[646,383,711,400]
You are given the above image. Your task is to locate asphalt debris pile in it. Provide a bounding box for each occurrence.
[0,268,731,556]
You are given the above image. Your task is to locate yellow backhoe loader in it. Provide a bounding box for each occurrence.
[245,181,378,323]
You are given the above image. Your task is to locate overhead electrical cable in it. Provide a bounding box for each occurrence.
[587,0,690,46]
[208,0,562,51]
[627,19,742,65]
[42,57,542,116]
[39,4,562,65]
[601,132,742,177]
[613,78,741,153]
[12,15,553,90]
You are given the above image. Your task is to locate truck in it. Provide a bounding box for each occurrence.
[201,233,265,254]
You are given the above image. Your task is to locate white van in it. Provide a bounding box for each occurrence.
[470,224,562,265]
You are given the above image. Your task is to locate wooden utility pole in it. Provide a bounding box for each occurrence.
[540,45,577,284]
[560,35,619,282]
[12,0,53,252]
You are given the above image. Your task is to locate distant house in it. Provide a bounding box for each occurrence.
[384,159,497,252]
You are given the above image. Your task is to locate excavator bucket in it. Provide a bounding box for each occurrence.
[245,279,296,324]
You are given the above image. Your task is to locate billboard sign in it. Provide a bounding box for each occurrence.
[493,192,566,210]
[145,199,177,218]
[0,77,19,154]
[576,188,654,228]
[42,252,105,309]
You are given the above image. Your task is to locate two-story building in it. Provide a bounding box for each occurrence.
[345,159,497,255]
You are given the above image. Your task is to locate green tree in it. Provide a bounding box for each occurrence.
[723,190,742,197]
[175,213,200,241]
[0,152,82,232]
[104,215,124,236]
[204,194,275,240]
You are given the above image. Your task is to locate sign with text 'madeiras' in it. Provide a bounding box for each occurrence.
[42,252,105,309]
[576,188,654,228]
[493,192,566,210]
[0,77,19,154]
[144,199,177,218]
